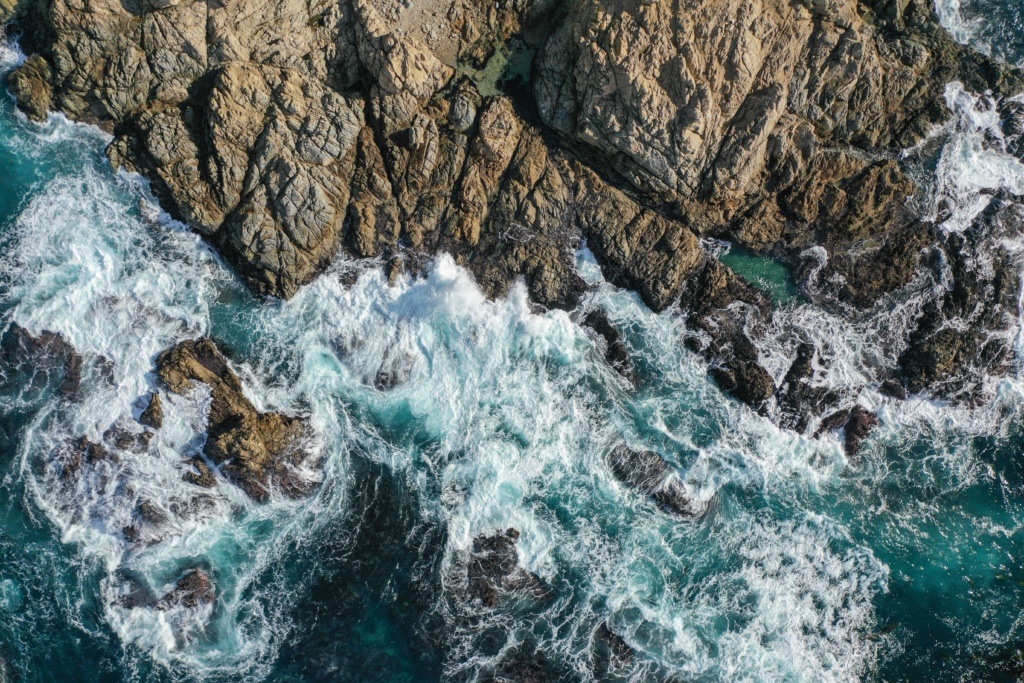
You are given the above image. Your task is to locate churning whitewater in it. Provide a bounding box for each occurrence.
[3,2,1024,680]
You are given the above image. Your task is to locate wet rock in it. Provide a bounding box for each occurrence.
[878,379,909,401]
[139,392,163,430]
[103,423,153,454]
[183,456,217,489]
[159,568,215,609]
[776,342,841,433]
[816,405,879,457]
[0,324,83,400]
[898,195,1023,399]
[467,528,551,608]
[55,437,118,481]
[583,309,638,388]
[608,445,701,517]
[117,572,157,609]
[155,339,315,502]
[122,501,167,544]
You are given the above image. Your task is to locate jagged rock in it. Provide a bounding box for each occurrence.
[777,342,842,433]
[583,309,638,388]
[54,437,118,481]
[183,456,217,488]
[0,324,82,400]
[467,528,551,608]
[5,0,1022,425]
[122,500,169,543]
[680,258,776,409]
[5,55,52,122]
[159,568,215,609]
[139,392,163,430]
[155,339,314,501]
[102,422,154,454]
[608,444,703,516]
[534,0,1021,257]
[898,194,1023,399]
[816,404,879,457]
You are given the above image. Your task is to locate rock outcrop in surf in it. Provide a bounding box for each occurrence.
[154,338,316,501]
[2,0,1022,427]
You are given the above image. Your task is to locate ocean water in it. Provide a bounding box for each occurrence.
[0,3,1024,681]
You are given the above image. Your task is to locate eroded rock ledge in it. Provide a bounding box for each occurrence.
[3,0,1023,426]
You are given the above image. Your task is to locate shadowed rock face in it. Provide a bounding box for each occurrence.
[154,338,315,501]
[2,0,1022,418]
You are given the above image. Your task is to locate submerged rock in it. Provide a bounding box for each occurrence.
[54,436,118,481]
[0,323,83,400]
[608,445,703,517]
[158,568,215,609]
[592,621,634,678]
[155,339,315,502]
[467,528,551,608]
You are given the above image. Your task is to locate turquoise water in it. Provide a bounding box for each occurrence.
[718,246,803,306]
[1,6,1024,680]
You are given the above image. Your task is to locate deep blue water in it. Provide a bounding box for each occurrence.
[0,3,1023,681]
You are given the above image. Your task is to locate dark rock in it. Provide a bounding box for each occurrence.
[776,342,843,433]
[372,348,417,391]
[879,379,908,400]
[0,324,83,400]
[816,405,879,457]
[593,621,633,678]
[680,258,776,410]
[898,195,1023,399]
[467,528,551,608]
[117,572,157,609]
[155,339,315,502]
[159,568,215,609]
[608,444,702,516]
[583,309,638,388]
[139,392,164,430]
[102,423,153,453]
[844,406,879,457]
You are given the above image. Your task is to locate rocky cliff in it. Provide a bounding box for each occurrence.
[3,0,1023,427]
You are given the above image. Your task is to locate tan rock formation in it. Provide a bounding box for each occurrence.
[155,339,314,501]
